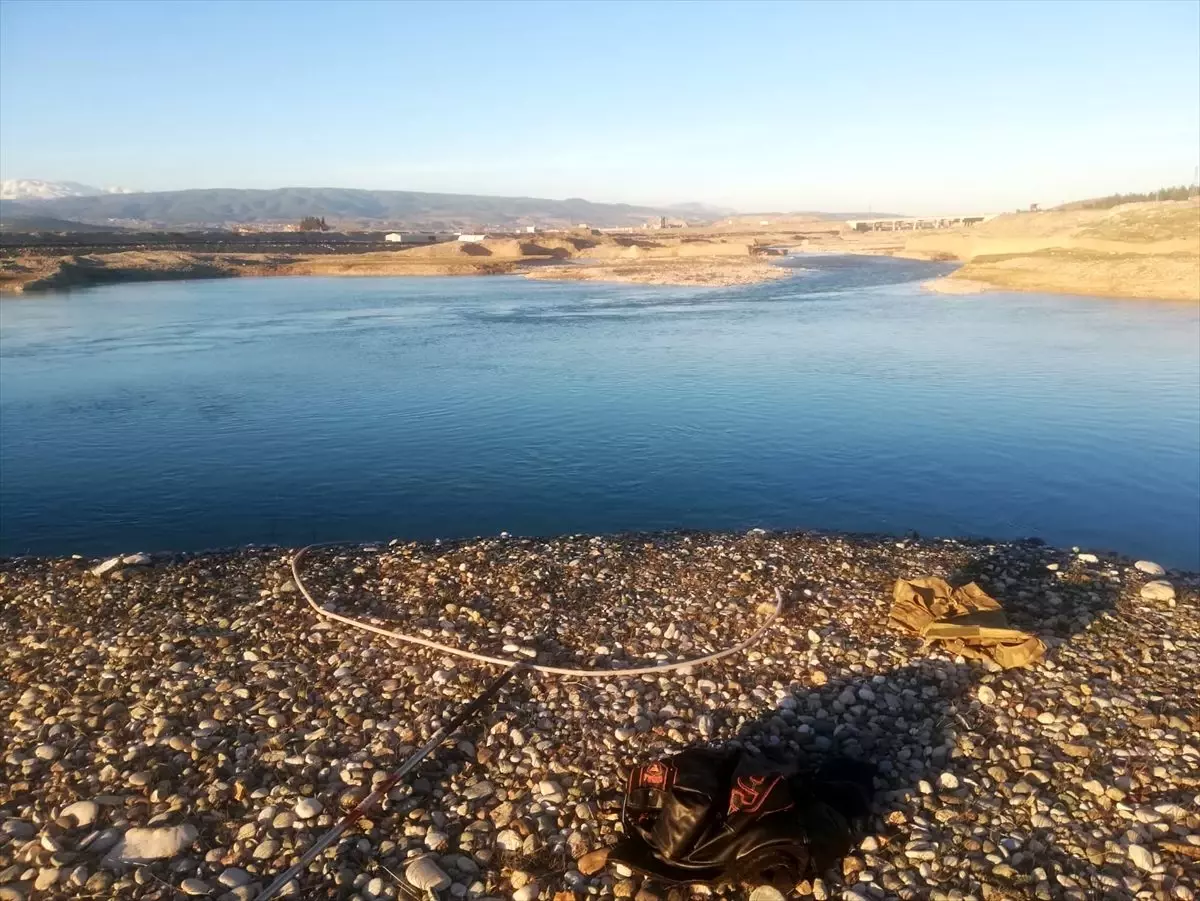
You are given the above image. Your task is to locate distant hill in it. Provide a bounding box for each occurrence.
[0,212,129,233]
[10,187,728,230]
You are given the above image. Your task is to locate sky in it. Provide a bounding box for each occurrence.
[1,0,1198,214]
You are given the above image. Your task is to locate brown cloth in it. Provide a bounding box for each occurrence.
[889,577,1045,669]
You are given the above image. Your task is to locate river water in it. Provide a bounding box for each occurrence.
[2,256,1197,566]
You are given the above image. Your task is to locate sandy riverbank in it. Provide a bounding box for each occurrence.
[0,235,789,293]
[2,529,1196,900]
[774,200,1199,302]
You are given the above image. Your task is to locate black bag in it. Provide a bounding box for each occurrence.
[610,748,875,888]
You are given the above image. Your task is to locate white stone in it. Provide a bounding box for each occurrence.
[976,685,997,705]
[938,772,960,790]
[537,781,565,803]
[1076,553,1099,564]
[218,868,252,888]
[34,743,60,761]
[1141,581,1176,601]
[61,801,99,828]
[1135,560,1166,576]
[406,856,451,892]
[1127,844,1155,872]
[122,553,152,566]
[180,878,211,895]
[90,556,122,576]
[294,798,322,819]
[496,830,523,852]
[749,887,786,901]
[425,828,450,850]
[107,823,198,862]
[513,882,540,901]
[35,869,60,891]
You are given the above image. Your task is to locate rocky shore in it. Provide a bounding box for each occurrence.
[2,531,1197,901]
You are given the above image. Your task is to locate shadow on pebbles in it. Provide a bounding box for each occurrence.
[1,530,1197,900]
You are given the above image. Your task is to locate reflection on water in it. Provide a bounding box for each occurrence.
[1,256,1198,567]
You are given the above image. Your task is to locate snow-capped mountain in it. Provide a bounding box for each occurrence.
[0,179,135,201]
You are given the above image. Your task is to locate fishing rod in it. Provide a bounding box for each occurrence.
[254,665,525,901]
[254,544,785,900]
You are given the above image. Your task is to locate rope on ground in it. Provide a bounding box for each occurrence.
[290,542,784,678]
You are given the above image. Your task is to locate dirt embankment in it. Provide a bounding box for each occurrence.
[0,233,784,293]
[909,201,1199,302]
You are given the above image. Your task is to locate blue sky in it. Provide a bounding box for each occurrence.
[1,0,1197,213]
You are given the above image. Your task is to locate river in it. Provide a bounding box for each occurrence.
[2,255,1197,567]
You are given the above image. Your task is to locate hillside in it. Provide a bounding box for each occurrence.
[6,187,721,230]
[0,213,129,233]
[905,200,1200,301]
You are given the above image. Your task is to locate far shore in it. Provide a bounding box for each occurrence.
[3,199,1196,299]
[0,235,794,293]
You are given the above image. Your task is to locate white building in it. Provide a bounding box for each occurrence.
[385,232,441,244]
[456,234,486,243]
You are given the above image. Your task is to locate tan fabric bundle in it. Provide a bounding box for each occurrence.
[889,577,1045,669]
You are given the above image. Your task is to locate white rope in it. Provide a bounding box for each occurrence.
[291,543,784,677]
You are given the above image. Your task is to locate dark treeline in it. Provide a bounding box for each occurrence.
[1058,184,1199,210]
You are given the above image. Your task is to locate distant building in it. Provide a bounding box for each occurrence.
[385,232,441,244]
[525,225,537,233]
[457,233,486,243]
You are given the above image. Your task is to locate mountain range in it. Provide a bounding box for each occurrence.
[0,182,732,230]
[0,179,135,201]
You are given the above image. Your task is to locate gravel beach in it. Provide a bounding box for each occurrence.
[1,530,1197,901]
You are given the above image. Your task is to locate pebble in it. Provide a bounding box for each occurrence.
[513,882,540,901]
[1141,580,1176,601]
[35,869,60,891]
[181,878,212,895]
[496,830,524,852]
[406,856,451,892]
[294,797,322,819]
[90,556,123,576]
[1135,560,1166,576]
[578,849,609,875]
[219,868,252,888]
[61,800,99,828]
[1127,844,1155,872]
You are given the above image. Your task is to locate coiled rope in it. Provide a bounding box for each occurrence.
[291,543,785,677]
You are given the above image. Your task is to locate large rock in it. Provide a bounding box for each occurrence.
[106,823,198,863]
[1140,580,1176,602]
[90,557,123,577]
[61,801,99,829]
[1135,560,1166,576]
[293,798,322,820]
[576,849,609,876]
[405,856,451,892]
